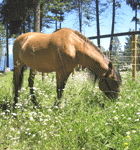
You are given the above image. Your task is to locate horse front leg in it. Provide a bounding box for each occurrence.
[55,72,71,106]
[28,69,38,106]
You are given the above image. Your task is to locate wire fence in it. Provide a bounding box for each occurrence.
[104,49,140,71]
[102,34,140,81]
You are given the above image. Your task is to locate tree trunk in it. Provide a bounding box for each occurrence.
[78,0,82,70]
[55,14,58,31]
[40,3,43,32]
[28,12,31,32]
[23,19,25,33]
[34,0,40,32]
[135,6,137,31]
[60,14,62,29]
[78,0,82,33]
[96,0,100,48]
[34,0,42,77]
[109,0,115,59]
[6,22,9,68]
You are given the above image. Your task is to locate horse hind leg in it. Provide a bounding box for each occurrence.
[13,62,26,106]
[28,69,38,106]
[42,72,45,81]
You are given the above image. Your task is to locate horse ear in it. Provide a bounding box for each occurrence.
[108,62,113,70]
[105,62,113,78]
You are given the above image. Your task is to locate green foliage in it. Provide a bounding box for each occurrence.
[126,0,140,10]
[112,36,122,52]
[70,0,96,29]
[111,36,122,68]
[0,70,140,149]
[124,29,133,64]
[0,0,34,35]
[126,0,140,24]
[46,0,72,29]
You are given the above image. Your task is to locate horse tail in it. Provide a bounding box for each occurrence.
[13,39,27,94]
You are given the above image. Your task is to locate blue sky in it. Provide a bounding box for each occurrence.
[0,0,139,54]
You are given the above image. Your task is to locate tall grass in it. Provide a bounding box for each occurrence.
[0,70,140,149]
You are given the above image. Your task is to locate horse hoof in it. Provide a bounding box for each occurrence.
[54,98,61,106]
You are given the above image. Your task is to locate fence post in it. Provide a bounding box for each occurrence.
[132,34,137,81]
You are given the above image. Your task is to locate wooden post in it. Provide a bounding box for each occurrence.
[132,34,137,81]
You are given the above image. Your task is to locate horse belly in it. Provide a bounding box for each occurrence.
[19,52,56,73]
[36,58,56,73]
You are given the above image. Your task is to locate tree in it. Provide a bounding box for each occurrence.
[126,0,140,31]
[0,23,5,55]
[109,0,121,59]
[47,0,71,30]
[70,0,95,33]
[96,0,100,47]
[112,37,122,53]
[0,22,6,68]
[0,0,35,35]
[34,0,40,32]
[111,36,122,68]
[124,30,133,65]
[70,0,95,70]
[0,0,30,67]
[109,0,115,56]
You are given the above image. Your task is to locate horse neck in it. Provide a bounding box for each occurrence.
[77,43,109,79]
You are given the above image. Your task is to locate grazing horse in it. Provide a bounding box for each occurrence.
[13,28,122,106]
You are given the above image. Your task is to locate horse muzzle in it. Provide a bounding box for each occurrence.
[105,90,120,100]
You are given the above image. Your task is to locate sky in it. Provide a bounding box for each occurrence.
[0,0,139,55]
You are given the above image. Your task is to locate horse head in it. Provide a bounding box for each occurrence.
[99,62,122,100]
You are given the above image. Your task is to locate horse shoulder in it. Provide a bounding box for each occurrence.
[50,30,76,58]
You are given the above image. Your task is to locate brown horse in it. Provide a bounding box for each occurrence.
[13,28,122,106]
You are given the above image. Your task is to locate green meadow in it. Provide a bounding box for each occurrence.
[0,70,140,150]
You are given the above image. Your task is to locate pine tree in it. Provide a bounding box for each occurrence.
[47,0,71,30]
[0,22,6,67]
[111,36,122,68]
[70,0,95,32]
[126,0,140,30]
[124,29,133,65]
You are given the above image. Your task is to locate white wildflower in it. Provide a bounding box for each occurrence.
[126,131,130,135]
[132,130,136,133]
[114,116,118,120]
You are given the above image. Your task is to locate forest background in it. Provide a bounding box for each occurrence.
[0,0,140,71]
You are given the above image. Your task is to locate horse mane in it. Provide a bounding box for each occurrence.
[55,28,109,64]
[60,28,105,57]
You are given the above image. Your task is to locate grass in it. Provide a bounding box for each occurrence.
[0,70,140,150]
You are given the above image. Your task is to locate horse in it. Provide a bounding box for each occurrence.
[13,28,122,107]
